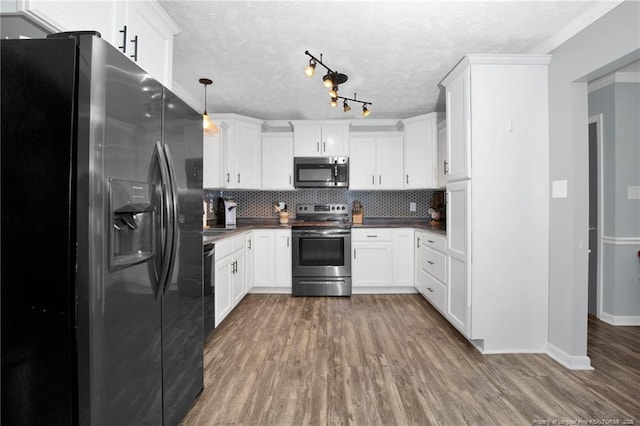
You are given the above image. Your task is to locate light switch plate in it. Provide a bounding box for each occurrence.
[552,180,568,199]
[628,186,640,200]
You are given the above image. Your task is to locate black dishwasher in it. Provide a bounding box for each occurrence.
[203,242,215,338]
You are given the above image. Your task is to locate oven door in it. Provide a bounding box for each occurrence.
[292,228,351,277]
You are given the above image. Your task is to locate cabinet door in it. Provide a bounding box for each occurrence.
[446,67,471,181]
[203,127,221,188]
[245,232,254,292]
[231,251,245,307]
[122,1,178,88]
[262,134,294,190]
[321,123,349,156]
[446,180,471,337]
[404,117,436,189]
[349,136,376,190]
[274,230,292,289]
[393,229,414,286]
[234,121,261,189]
[219,122,234,187]
[293,125,322,156]
[377,135,404,190]
[214,257,233,327]
[437,120,447,188]
[252,230,275,287]
[352,242,393,287]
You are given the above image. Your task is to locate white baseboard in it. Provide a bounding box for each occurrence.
[352,286,418,295]
[248,287,291,294]
[600,312,640,326]
[546,342,593,370]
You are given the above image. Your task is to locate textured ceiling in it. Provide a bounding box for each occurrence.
[158,1,614,121]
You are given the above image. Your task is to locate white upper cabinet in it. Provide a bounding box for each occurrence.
[262,133,294,190]
[291,121,350,157]
[349,132,404,190]
[203,121,221,189]
[13,0,179,88]
[436,119,447,188]
[218,114,263,190]
[402,112,443,189]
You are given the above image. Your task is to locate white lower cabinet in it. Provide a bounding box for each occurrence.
[415,230,447,315]
[352,228,414,292]
[250,229,291,292]
[214,233,247,327]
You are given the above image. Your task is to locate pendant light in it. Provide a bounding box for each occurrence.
[199,78,218,135]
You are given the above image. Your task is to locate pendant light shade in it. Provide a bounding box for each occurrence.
[199,78,218,135]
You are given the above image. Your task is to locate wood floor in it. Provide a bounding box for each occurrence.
[182,294,640,425]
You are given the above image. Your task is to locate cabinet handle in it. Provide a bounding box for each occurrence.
[226,172,230,183]
[372,175,375,185]
[323,142,326,152]
[237,173,240,183]
[287,237,290,247]
[119,25,127,53]
[427,239,435,244]
[426,287,434,293]
[130,35,138,62]
[406,174,409,184]
[354,248,357,259]
[379,175,382,185]
[444,161,449,174]
[248,239,252,250]
[317,142,320,152]
[427,260,435,265]
[416,237,421,248]
[289,175,292,185]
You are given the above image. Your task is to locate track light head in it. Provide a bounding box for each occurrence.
[304,59,316,77]
[330,97,338,107]
[329,86,338,98]
[343,100,351,112]
[322,73,334,88]
[362,105,371,117]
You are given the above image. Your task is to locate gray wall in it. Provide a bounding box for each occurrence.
[548,1,640,360]
[589,82,640,317]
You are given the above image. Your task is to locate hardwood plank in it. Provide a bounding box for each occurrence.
[181,294,640,425]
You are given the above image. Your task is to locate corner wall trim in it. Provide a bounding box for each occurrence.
[546,342,594,370]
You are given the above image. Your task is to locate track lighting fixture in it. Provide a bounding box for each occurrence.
[199,77,218,135]
[337,92,372,117]
[304,51,372,116]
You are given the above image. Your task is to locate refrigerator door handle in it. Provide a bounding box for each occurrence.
[155,141,175,297]
[161,142,180,295]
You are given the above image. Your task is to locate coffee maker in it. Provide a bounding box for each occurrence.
[216,197,237,228]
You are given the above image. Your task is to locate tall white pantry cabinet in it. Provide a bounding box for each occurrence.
[441,54,550,353]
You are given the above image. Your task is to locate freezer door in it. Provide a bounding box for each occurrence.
[160,88,204,426]
[81,36,164,425]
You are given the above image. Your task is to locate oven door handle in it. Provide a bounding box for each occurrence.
[293,229,351,237]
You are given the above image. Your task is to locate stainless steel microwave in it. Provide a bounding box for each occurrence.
[294,157,349,188]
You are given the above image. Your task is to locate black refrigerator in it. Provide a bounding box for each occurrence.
[1,32,204,425]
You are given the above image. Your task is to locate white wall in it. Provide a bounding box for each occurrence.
[547,0,640,368]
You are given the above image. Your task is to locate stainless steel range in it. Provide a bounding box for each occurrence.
[291,203,351,296]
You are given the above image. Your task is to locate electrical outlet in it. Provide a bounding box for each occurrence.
[628,186,640,200]
[552,180,568,199]
[410,202,416,212]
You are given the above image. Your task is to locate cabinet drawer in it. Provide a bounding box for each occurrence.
[420,232,446,253]
[351,228,393,242]
[421,247,446,282]
[214,233,246,260]
[421,271,446,313]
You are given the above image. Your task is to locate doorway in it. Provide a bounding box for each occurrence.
[587,115,602,317]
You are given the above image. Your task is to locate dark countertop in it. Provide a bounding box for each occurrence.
[203,218,445,245]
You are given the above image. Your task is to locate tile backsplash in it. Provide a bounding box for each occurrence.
[204,189,444,220]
